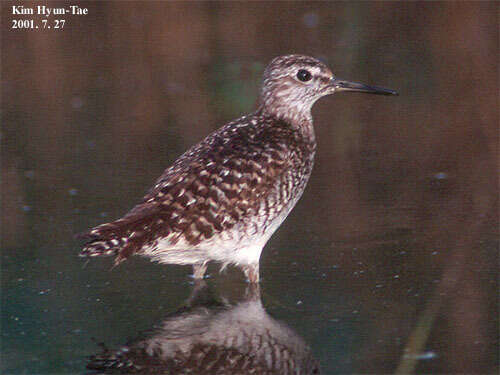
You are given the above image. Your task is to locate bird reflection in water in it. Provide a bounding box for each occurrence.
[86,281,320,374]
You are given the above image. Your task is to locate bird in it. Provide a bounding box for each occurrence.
[79,54,397,283]
[86,281,321,374]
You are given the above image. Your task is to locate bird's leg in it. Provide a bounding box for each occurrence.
[243,264,260,283]
[186,279,208,306]
[192,262,207,279]
[245,282,261,300]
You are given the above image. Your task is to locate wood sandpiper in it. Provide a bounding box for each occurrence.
[79,54,397,283]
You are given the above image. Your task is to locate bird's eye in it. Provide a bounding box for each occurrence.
[297,69,312,82]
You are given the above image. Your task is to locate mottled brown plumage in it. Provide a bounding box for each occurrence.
[79,54,397,282]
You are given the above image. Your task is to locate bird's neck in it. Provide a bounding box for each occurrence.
[256,104,316,145]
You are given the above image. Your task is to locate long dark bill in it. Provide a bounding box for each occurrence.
[332,78,398,96]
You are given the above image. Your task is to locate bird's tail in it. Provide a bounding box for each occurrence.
[78,202,165,264]
[77,222,127,259]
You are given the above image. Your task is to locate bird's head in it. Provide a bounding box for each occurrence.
[259,54,397,124]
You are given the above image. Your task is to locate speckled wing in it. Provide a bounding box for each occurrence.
[79,114,305,264]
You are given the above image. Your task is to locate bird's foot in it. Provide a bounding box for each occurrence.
[243,264,260,283]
